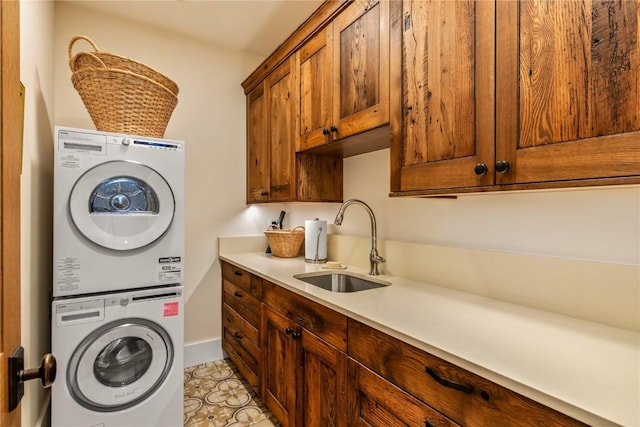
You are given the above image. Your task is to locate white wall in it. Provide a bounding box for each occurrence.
[53,3,264,348]
[237,149,639,266]
[20,1,55,426]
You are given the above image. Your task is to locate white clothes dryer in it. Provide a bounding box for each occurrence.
[54,126,184,296]
[51,285,184,427]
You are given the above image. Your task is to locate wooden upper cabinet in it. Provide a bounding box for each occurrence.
[496,0,640,185]
[246,84,269,202]
[295,0,391,151]
[297,26,333,151]
[332,0,390,140]
[393,0,640,195]
[394,0,495,192]
[246,58,298,203]
[267,58,297,201]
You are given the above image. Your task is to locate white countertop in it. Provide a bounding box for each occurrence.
[219,252,640,427]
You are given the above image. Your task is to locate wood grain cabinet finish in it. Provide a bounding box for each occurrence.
[220,266,587,425]
[246,84,269,202]
[246,58,296,203]
[220,261,263,389]
[245,57,343,204]
[347,358,460,427]
[348,319,586,427]
[392,0,640,195]
[261,285,348,427]
[296,0,391,151]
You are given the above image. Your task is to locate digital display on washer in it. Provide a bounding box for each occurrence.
[132,140,180,150]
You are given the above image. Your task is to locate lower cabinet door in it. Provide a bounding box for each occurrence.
[261,305,297,427]
[347,358,460,427]
[299,330,348,427]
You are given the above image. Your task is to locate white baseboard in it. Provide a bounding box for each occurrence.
[184,338,223,368]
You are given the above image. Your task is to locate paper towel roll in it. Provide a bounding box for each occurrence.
[305,218,327,263]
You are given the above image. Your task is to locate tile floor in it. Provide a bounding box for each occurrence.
[183,359,279,427]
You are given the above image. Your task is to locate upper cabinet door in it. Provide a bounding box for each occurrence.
[246,84,270,203]
[395,0,495,191]
[332,0,390,140]
[297,26,333,151]
[496,0,640,185]
[267,58,297,201]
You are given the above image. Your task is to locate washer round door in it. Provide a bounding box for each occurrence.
[67,318,174,412]
[69,161,175,251]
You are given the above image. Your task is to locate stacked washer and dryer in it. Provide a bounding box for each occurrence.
[51,126,185,426]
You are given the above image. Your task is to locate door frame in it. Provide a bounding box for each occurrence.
[0,0,23,425]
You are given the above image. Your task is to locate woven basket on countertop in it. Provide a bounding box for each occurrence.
[264,226,305,258]
[68,35,178,138]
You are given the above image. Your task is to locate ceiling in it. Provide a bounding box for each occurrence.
[63,0,324,57]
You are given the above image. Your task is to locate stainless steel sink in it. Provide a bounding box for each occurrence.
[293,271,390,293]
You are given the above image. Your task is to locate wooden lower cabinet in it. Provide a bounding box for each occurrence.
[347,358,459,427]
[261,304,347,427]
[220,261,263,390]
[348,319,586,427]
[221,265,587,426]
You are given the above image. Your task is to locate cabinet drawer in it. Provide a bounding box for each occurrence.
[223,280,260,328]
[223,337,260,390]
[347,358,459,427]
[223,303,259,349]
[263,281,347,351]
[221,261,263,300]
[223,325,260,380]
[348,319,586,427]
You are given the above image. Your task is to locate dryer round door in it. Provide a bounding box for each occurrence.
[67,318,174,412]
[69,160,175,251]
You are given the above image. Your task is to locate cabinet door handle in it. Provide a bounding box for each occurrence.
[425,367,473,394]
[495,160,510,174]
[291,331,301,340]
[323,128,330,136]
[233,332,242,340]
[233,291,242,298]
[330,125,338,133]
[285,327,294,335]
[474,163,488,176]
[233,270,243,277]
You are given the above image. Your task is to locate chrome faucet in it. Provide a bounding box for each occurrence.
[334,199,385,276]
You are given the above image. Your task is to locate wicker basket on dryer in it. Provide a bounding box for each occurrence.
[68,35,179,138]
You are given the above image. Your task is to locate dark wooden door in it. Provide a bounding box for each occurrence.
[261,305,297,427]
[299,329,347,427]
[496,0,640,185]
[267,57,296,201]
[332,0,390,140]
[297,26,333,151]
[393,0,495,192]
[246,83,269,202]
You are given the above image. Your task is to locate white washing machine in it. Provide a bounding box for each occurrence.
[53,126,184,297]
[51,285,184,427]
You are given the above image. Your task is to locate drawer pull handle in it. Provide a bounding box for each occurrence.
[285,327,294,335]
[233,332,242,340]
[291,331,301,340]
[234,291,242,297]
[234,270,243,276]
[425,367,473,394]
